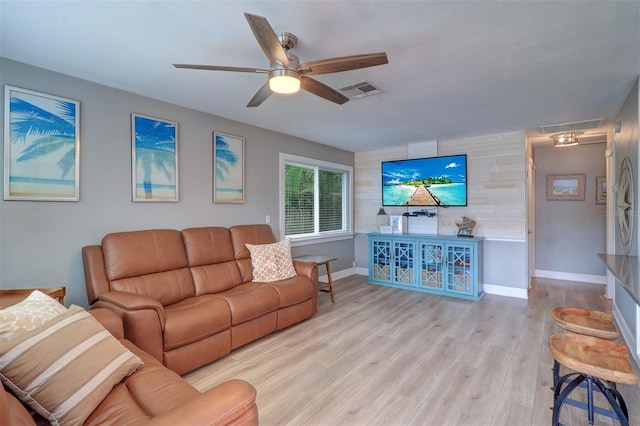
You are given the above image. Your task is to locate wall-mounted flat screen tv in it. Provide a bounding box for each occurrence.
[381,154,467,207]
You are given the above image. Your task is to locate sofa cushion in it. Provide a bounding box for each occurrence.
[229,224,277,283]
[182,227,244,294]
[0,305,143,426]
[0,290,67,341]
[102,229,195,306]
[182,226,236,266]
[110,268,195,307]
[264,275,314,308]
[245,239,297,282]
[216,283,279,325]
[163,297,231,351]
[85,339,200,425]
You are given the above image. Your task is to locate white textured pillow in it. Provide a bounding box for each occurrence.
[0,290,68,340]
[0,305,144,426]
[245,239,297,282]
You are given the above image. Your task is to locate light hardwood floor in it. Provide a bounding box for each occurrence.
[184,275,640,426]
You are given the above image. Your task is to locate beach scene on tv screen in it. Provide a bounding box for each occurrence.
[382,155,467,207]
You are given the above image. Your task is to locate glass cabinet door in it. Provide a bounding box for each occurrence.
[446,245,473,295]
[420,242,444,290]
[371,239,392,282]
[393,240,415,286]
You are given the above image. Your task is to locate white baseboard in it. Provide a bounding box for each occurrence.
[355,267,368,276]
[483,284,528,299]
[535,269,607,285]
[319,267,355,283]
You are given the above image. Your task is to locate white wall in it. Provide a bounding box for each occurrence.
[0,58,355,307]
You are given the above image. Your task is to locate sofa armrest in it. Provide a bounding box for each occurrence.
[293,261,318,287]
[93,291,166,362]
[83,245,111,304]
[89,307,125,339]
[96,290,166,324]
[146,379,258,426]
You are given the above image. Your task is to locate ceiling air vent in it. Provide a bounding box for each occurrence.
[338,81,382,99]
[539,118,604,134]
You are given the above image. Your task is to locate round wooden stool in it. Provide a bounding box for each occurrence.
[549,333,637,426]
[551,306,620,340]
[551,307,621,388]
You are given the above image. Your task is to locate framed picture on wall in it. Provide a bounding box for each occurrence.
[595,176,606,204]
[213,132,245,203]
[545,173,585,201]
[4,85,80,201]
[131,113,178,202]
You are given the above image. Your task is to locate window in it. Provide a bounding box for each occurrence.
[279,153,353,245]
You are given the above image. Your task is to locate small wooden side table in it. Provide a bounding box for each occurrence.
[294,255,336,304]
[0,286,66,308]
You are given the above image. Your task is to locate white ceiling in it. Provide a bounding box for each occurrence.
[1,1,638,152]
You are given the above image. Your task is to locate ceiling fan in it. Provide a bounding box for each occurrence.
[173,12,389,107]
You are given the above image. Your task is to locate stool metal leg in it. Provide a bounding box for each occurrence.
[553,359,560,389]
[553,374,585,426]
[593,377,630,426]
[552,373,630,426]
[586,377,594,425]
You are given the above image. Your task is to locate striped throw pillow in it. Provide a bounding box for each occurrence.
[0,305,143,426]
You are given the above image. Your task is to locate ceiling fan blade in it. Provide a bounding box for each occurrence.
[298,53,388,75]
[300,76,349,105]
[173,64,268,74]
[247,81,273,107]
[244,12,289,67]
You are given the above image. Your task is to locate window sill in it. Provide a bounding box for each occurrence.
[288,233,355,247]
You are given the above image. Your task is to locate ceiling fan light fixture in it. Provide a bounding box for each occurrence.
[269,69,300,94]
[553,132,581,147]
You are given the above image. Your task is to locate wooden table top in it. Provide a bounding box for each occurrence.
[293,255,337,265]
[0,286,66,308]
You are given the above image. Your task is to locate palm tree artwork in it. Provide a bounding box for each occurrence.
[132,114,178,201]
[213,132,244,203]
[5,86,79,200]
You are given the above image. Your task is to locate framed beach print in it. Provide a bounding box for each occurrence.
[131,113,178,202]
[213,132,244,203]
[546,173,585,201]
[595,176,606,204]
[4,86,80,201]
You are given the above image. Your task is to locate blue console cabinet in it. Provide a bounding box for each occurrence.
[368,233,484,300]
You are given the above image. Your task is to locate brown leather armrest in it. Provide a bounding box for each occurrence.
[82,245,110,304]
[97,291,166,327]
[89,308,124,339]
[293,261,318,288]
[146,379,258,426]
[92,291,166,362]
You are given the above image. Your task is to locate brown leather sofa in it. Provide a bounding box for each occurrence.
[83,224,318,375]
[0,308,258,425]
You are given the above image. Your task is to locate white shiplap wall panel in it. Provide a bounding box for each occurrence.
[354,132,526,240]
[438,131,526,240]
[354,146,407,232]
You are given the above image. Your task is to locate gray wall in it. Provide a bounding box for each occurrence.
[0,58,355,307]
[534,142,606,276]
